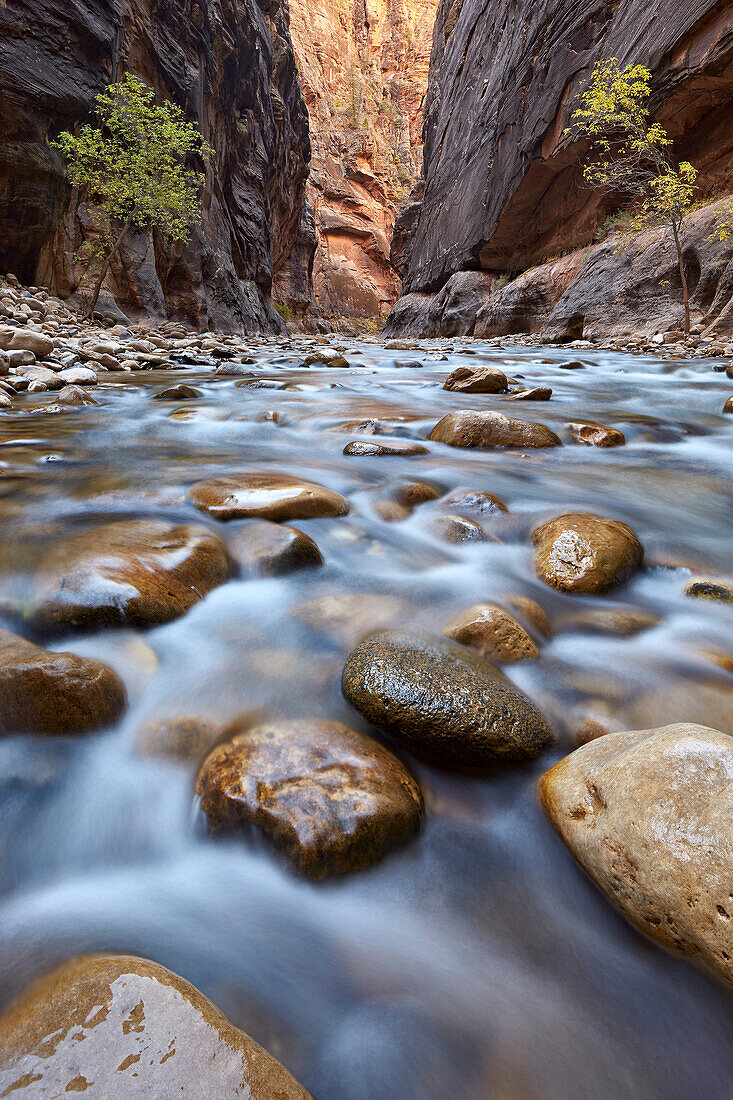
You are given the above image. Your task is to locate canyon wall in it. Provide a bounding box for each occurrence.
[0,0,310,332]
[273,0,437,325]
[389,0,733,336]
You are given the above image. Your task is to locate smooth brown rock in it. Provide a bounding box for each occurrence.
[136,715,223,763]
[342,630,553,767]
[532,513,643,594]
[391,481,440,508]
[0,954,312,1097]
[559,606,659,636]
[684,578,733,604]
[343,439,429,456]
[443,603,540,662]
[152,384,202,399]
[303,351,349,368]
[426,514,488,543]
[441,488,508,515]
[429,410,561,449]
[503,594,551,638]
[724,396,733,413]
[540,723,733,988]
[227,520,323,575]
[56,384,99,406]
[442,364,508,393]
[566,422,626,447]
[27,519,230,634]
[0,628,126,735]
[196,718,423,878]
[189,472,349,522]
[509,387,552,400]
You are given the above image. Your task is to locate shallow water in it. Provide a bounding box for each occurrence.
[0,339,732,1097]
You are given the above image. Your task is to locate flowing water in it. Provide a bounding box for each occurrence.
[0,339,731,1097]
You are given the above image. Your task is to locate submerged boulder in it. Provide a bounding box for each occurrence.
[566,421,626,447]
[0,628,126,735]
[540,723,733,988]
[227,520,323,575]
[196,718,423,878]
[0,954,312,1097]
[429,410,560,449]
[189,472,349,522]
[342,630,553,767]
[532,513,643,594]
[442,365,508,393]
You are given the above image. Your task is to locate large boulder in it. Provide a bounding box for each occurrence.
[540,724,733,988]
[442,603,540,662]
[196,718,423,878]
[0,628,126,735]
[532,513,643,593]
[342,630,553,767]
[0,954,312,1097]
[7,329,55,357]
[26,519,231,635]
[429,411,561,449]
[442,365,508,393]
[189,472,349,522]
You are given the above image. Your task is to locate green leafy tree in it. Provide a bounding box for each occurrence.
[567,59,697,334]
[53,73,213,317]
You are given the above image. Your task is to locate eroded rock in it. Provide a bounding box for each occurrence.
[567,422,626,447]
[532,513,643,594]
[429,411,560,449]
[442,365,508,393]
[443,603,540,662]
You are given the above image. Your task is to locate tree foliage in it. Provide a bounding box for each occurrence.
[53,73,213,314]
[567,59,697,332]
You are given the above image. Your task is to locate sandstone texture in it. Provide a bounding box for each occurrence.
[532,513,644,594]
[540,724,733,988]
[273,0,438,323]
[342,630,553,767]
[0,954,312,1097]
[196,717,423,877]
[189,473,349,522]
[0,628,126,735]
[26,520,231,634]
[429,411,561,449]
[387,2,733,337]
[0,0,310,331]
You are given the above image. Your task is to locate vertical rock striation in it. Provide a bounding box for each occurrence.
[0,0,311,331]
[274,0,438,324]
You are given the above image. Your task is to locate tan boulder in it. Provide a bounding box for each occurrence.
[532,513,643,594]
[540,724,733,988]
[429,410,561,449]
[0,628,126,735]
[441,488,508,515]
[0,954,311,1097]
[196,718,423,878]
[189,472,349,522]
[443,603,540,662]
[566,421,626,447]
[442,364,508,393]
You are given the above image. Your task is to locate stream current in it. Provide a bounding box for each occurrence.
[0,338,731,1097]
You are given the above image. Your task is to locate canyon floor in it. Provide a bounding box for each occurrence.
[0,283,731,1096]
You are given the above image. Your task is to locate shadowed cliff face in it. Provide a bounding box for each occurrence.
[273,0,437,323]
[0,0,310,332]
[398,0,733,296]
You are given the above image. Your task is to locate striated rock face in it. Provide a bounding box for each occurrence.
[0,0,310,332]
[389,0,733,333]
[273,0,438,323]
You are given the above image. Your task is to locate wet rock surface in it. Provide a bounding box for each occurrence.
[0,627,126,735]
[342,630,553,767]
[443,603,540,662]
[442,365,508,393]
[0,954,312,1097]
[189,473,350,522]
[343,439,429,457]
[567,422,626,447]
[541,724,733,989]
[227,520,324,576]
[532,513,644,594]
[429,411,561,449]
[25,520,231,634]
[196,718,423,878]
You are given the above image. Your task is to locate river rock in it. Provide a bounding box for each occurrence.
[0,628,126,735]
[684,577,733,603]
[441,488,508,514]
[196,718,423,878]
[0,954,312,1097]
[56,384,99,406]
[27,519,231,634]
[343,439,429,456]
[227,520,323,575]
[567,421,626,447]
[342,630,553,767]
[6,349,34,369]
[443,603,540,662]
[7,329,55,357]
[136,714,223,763]
[503,594,551,637]
[509,387,552,400]
[189,472,349,522]
[18,364,62,388]
[303,351,349,368]
[429,410,561,448]
[540,723,733,988]
[153,383,202,399]
[442,364,508,393]
[426,514,488,543]
[724,396,733,413]
[58,365,98,385]
[0,391,12,409]
[532,513,643,593]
